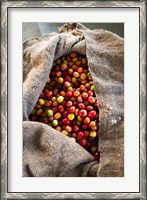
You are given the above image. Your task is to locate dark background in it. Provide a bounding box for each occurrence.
[23,23,124,41]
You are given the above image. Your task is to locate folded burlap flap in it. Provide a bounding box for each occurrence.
[23,23,124,177]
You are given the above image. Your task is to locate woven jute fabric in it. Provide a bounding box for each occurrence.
[23,23,124,177]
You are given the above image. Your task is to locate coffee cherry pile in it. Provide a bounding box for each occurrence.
[29,52,100,160]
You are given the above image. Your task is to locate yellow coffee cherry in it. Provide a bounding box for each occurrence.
[62,130,68,136]
[52,119,58,126]
[63,60,68,64]
[31,109,36,115]
[58,77,64,84]
[90,130,97,137]
[71,77,77,83]
[72,57,78,62]
[57,96,64,103]
[68,86,74,92]
[38,98,45,106]
[77,115,83,121]
[68,114,75,121]
[82,58,87,64]
[36,109,43,115]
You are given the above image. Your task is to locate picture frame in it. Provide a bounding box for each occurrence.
[1,0,146,199]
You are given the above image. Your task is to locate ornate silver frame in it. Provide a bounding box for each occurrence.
[1,1,146,199]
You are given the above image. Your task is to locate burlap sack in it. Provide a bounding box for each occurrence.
[23,23,124,177]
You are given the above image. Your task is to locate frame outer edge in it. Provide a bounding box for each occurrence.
[1,1,8,200]
[1,1,146,199]
[140,1,146,200]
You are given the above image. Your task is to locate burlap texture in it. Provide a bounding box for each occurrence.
[23,23,124,177]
